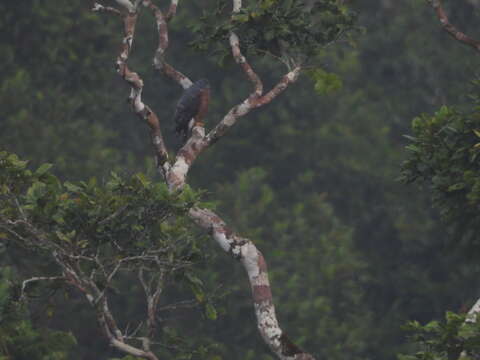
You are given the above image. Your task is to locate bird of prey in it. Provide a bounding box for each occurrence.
[173,79,210,142]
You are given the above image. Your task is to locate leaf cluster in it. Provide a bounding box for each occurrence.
[0,151,205,257]
[399,312,480,360]
[401,103,480,238]
[0,151,225,357]
[190,0,357,65]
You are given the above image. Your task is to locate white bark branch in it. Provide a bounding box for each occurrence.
[144,0,192,89]
[20,276,65,301]
[92,2,122,16]
[189,207,315,360]
[233,0,242,13]
[466,298,480,322]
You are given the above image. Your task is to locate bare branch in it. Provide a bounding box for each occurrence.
[166,67,301,191]
[233,0,242,13]
[143,0,192,89]
[229,0,263,97]
[428,0,480,52]
[230,32,263,97]
[94,5,171,177]
[165,0,180,21]
[158,299,197,312]
[92,2,123,16]
[207,66,300,144]
[466,297,480,323]
[20,276,65,301]
[189,207,315,360]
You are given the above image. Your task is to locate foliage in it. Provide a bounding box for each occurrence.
[0,267,76,360]
[307,67,343,94]
[190,0,357,66]
[0,1,133,180]
[401,91,480,242]
[399,312,480,360]
[0,151,221,359]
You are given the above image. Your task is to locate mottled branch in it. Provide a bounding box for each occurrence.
[143,0,192,89]
[95,4,171,177]
[189,207,315,360]
[229,0,262,97]
[428,0,480,52]
[230,32,263,97]
[165,0,179,21]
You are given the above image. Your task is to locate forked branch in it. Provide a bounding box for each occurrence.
[92,0,315,359]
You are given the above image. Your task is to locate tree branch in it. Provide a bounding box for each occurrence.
[166,67,301,191]
[165,0,179,22]
[143,0,192,89]
[92,2,122,16]
[94,4,171,177]
[20,276,65,301]
[189,207,315,360]
[466,297,480,323]
[230,0,263,97]
[428,0,480,52]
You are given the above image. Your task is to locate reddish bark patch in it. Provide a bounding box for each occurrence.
[257,253,268,273]
[253,285,272,303]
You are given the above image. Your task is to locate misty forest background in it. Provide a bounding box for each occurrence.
[2,0,480,359]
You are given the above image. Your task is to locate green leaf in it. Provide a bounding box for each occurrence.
[447,183,465,192]
[64,182,82,193]
[135,173,151,188]
[35,163,53,176]
[55,231,71,243]
[190,283,205,303]
[185,272,204,287]
[205,303,217,320]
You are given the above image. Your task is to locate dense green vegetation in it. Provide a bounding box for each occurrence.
[1,0,480,359]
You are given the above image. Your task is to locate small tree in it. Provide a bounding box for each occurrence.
[1,0,357,359]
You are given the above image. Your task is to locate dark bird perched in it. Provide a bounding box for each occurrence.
[173,79,210,142]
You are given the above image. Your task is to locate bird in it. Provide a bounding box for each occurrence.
[173,79,210,143]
